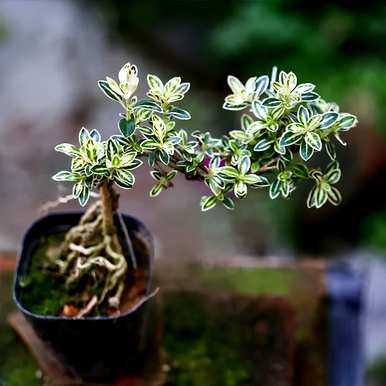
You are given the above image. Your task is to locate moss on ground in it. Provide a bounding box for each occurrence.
[161,264,303,385]
[163,293,254,386]
[192,264,298,295]
[163,292,293,386]
[0,272,41,386]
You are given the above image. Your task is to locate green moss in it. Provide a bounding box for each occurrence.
[193,265,298,295]
[19,230,150,317]
[1,366,41,386]
[163,291,293,386]
[164,293,252,386]
[19,232,117,317]
[0,272,42,386]
[19,232,73,316]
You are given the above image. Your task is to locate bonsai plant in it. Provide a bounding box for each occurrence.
[13,61,357,380]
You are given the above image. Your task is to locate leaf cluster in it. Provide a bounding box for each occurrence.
[53,62,357,211]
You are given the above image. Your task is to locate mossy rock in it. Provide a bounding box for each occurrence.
[163,291,295,386]
[157,261,328,386]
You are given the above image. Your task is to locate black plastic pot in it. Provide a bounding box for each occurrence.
[13,212,156,382]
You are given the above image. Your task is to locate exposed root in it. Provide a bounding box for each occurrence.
[76,295,98,318]
[108,281,125,309]
[69,242,104,257]
[51,183,132,313]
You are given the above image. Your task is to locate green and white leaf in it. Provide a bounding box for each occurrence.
[200,195,218,211]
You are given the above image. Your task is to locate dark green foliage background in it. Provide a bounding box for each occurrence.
[93,0,386,126]
[85,0,386,253]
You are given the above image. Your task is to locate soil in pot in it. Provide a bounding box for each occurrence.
[19,230,149,317]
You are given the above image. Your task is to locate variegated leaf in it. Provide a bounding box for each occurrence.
[315,186,328,208]
[338,113,357,130]
[141,139,159,151]
[52,171,80,182]
[279,131,302,147]
[300,141,314,161]
[114,168,135,189]
[158,149,170,165]
[169,107,191,120]
[328,186,342,206]
[269,179,281,199]
[134,99,163,113]
[227,75,244,95]
[152,115,167,141]
[242,174,261,185]
[325,162,341,184]
[98,80,123,102]
[200,195,218,211]
[219,166,239,179]
[241,114,254,130]
[301,92,319,102]
[234,181,247,199]
[222,196,235,210]
[164,77,181,97]
[74,182,90,207]
[222,101,248,111]
[106,138,119,163]
[239,156,251,175]
[307,186,317,208]
[254,138,273,152]
[150,183,163,197]
[54,143,81,157]
[89,129,101,142]
[305,132,322,151]
[320,112,339,129]
[79,127,89,146]
[291,163,308,178]
[255,75,269,96]
[262,98,281,107]
[297,106,310,125]
[119,118,136,137]
[147,74,163,94]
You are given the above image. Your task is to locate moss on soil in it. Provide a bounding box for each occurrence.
[19,232,73,316]
[19,232,127,317]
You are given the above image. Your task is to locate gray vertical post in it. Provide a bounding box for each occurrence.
[327,261,365,386]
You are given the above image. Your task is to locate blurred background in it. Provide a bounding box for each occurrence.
[1,0,386,384]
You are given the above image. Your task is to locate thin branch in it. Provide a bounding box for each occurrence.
[258,157,280,173]
[39,192,99,214]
